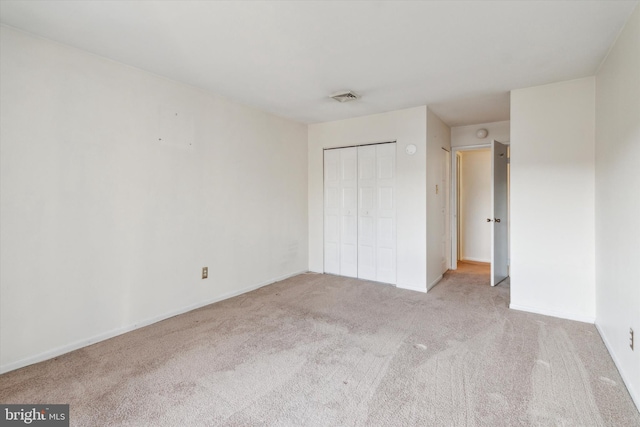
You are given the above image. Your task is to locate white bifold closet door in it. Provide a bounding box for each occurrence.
[324,143,396,284]
[324,147,358,278]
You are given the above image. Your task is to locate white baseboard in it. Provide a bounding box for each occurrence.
[397,283,427,293]
[396,275,443,294]
[427,275,443,291]
[0,270,307,375]
[509,303,595,324]
[595,322,640,412]
[460,257,491,263]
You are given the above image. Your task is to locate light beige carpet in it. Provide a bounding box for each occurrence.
[1,263,639,426]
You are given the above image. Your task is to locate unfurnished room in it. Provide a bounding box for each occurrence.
[0,1,639,426]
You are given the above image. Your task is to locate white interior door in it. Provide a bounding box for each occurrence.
[375,143,396,284]
[357,146,377,281]
[491,140,509,286]
[340,148,358,277]
[324,149,341,275]
[324,147,358,277]
[325,143,396,283]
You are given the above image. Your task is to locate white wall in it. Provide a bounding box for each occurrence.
[594,5,640,408]
[308,107,428,292]
[0,26,308,372]
[510,77,596,322]
[459,150,491,263]
[426,109,451,288]
[451,120,510,147]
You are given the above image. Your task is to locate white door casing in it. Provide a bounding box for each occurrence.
[442,149,451,272]
[491,140,509,286]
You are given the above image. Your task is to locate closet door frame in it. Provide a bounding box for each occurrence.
[323,142,396,284]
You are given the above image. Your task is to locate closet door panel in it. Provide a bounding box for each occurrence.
[325,143,396,284]
[324,149,341,275]
[339,147,358,277]
[357,146,377,281]
[376,143,397,284]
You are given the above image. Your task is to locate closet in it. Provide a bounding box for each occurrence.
[323,143,396,284]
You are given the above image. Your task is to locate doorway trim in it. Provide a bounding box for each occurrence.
[450,143,491,270]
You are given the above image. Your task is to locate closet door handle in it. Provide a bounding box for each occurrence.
[487,218,493,222]
[495,218,501,223]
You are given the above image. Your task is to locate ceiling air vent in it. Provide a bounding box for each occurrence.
[330,91,360,103]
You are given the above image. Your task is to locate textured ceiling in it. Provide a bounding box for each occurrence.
[0,1,636,126]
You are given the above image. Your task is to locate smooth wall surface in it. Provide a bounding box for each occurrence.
[451,120,510,147]
[510,77,596,322]
[459,150,491,263]
[0,27,308,371]
[308,107,428,291]
[595,4,640,407]
[426,109,451,288]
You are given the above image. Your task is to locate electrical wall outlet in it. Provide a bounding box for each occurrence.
[631,328,634,351]
[202,267,208,279]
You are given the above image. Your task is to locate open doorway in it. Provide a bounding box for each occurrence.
[450,142,509,285]
[457,148,491,264]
